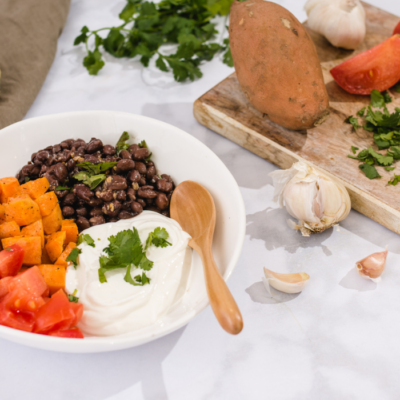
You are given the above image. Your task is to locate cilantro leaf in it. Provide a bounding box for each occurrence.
[74,26,89,46]
[145,227,172,250]
[74,162,117,189]
[357,107,366,117]
[351,146,359,154]
[78,234,95,247]
[368,147,393,166]
[385,166,395,171]
[68,290,79,303]
[66,248,82,269]
[388,175,400,185]
[371,90,385,108]
[124,266,151,286]
[359,163,381,179]
[55,186,70,191]
[383,91,392,103]
[83,49,105,75]
[387,146,400,160]
[345,116,360,130]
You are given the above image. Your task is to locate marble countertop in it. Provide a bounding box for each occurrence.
[2,0,400,399]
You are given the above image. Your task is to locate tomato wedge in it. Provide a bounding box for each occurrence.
[8,266,48,297]
[394,22,400,35]
[0,244,24,279]
[330,35,400,94]
[0,277,12,300]
[48,327,84,339]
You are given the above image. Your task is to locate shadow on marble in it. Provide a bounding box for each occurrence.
[245,281,300,304]
[339,268,377,292]
[246,207,334,256]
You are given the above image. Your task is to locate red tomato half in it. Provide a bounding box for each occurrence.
[34,290,75,333]
[330,35,400,94]
[0,244,24,279]
[394,22,400,35]
[48,327,84,339]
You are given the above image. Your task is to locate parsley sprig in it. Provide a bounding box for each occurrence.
[74,0,234,82]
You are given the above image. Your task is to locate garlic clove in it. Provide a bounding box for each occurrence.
[263,268,310,294]
[356,247,388,282]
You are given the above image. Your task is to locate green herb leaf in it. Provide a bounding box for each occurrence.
[394,84,400,93]
[145,227,172,250]
[383,91,392,103]
[55,186,70,191]
[371,90,385,108]
[66,248,82,269]
[116,131,130,154]
[357,107,366,117]
[78,234,95,247]
[83,49,105,75]
[368,146,393,166]
[385,166,395,171]
[74,26,89,46]
[388,174,400,185]
[387,146,400,160]
[138,140,148,148]
[351,146,359,154]
[359,163,381,179]
[345,115,361,130]
[68,290,79,303]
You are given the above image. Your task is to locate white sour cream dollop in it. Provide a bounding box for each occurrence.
[65,211,192,337]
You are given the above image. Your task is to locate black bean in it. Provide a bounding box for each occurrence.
[120,150,132,160]
[146,165,156,179]
[39,164,48,176]
[62,206,75,218]
[84,154,100,164]
[146,206,161,214]
[137,187,157,199]
[161,174,173,182]
[103,145,116,156]
[155,193,169,210]
[44,172,58,187]
[139,177,147,186]
[30,165,41,176]
[90,207,104,217]
[86,138,103,154]
[128,144,139,154]
[131,201,143,214]
[76,207,88,217]
[55,189,69,199]
[53,163,68,182]
[66,159,76,171]
[102,200,122,217]
[114,190,126,201]
[161,210,170,217]
[74,184,94,202]
[90,215,105,226]
[56,150,70,163]
[156,179,173,192]
[133,148,150,161]
[104,175,127,190]
[87,197,103,207]
[119,210,135,219]
[116,159,135,173]
[73,139,86,149]
[107,218,119,223]
[135,162,147,174]
[31,152,37,162]
[53,144,62,153]
[126,188,136,201]
[97,189,114,202]
[35,150,50,163]
[128,170,141,183]
[121,200,133,210]
[146,198,154,205]
[137,199,146,208]
[60,142,70,150]
[63,193,76,206]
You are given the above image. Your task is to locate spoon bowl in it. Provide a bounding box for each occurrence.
[170,181,243,335]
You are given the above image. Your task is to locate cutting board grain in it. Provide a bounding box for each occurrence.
[193,2,400,234]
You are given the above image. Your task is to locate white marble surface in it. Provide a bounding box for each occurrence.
[2,0,400,399]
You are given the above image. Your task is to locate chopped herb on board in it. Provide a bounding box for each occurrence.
[351,146,359,154]
[385,166,395,171]
[370,90,386,108]
[345,115,361,130]
[359,163,381,179]
[357,107,366,117]
[388,175,400,185]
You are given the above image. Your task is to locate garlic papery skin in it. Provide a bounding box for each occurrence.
[305,0,366,50]
[269,162,351,236]
[263,268,310,294]
[356,247,388,282]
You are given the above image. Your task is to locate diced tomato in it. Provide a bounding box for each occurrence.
[0,302,36,332]
[34,290,74,333]
[330,35,400,94]
[394,22,400,35]
[69,302,83,327]
[0,244,24,279]
[48,327,84,339]
[3,288,45,313]
[0,277,12,299]
[8,266,48,297]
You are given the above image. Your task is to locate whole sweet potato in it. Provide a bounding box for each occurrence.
[229,0,329,130]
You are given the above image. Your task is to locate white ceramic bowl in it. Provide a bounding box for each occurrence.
[0,111,245,353]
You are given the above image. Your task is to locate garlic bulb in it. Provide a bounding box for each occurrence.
[356,247,388,282]
[305,0,366,50]
[269,161,351,236]
[263,268,310,294]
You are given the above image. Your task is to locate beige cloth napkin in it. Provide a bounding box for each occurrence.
[0,0,71,129]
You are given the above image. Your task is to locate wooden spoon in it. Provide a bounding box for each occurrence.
[170,181,243,335]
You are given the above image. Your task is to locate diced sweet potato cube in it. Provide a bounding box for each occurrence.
[21,219,45,248]
[4,195,41,226]
[55,242,76,267]
[0,205,5,223]
[35,191,58,217]
[1,236,42,265]
[45,231,66,262]
[41,245,52,264]
[20,177,50,200]
[61,219,79,244]
[42,204,63,235]
[37,264,66,294]
[0,221,20,239]
[0,177,21,203]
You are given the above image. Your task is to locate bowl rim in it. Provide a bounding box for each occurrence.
[0,111,246,352]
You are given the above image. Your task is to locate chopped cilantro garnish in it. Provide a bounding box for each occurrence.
[98,228,153,285]
[371,90,385,108]
[383,91,392,104]
[388,175,400,185]
[74,161,117,190]
[145,227,172,250]
[66,248,82,269]
[116,131,130,154]
[357,107,366,117]
[68,290,79,303]
[345,115,361,130]
[359,163,381,179]
[385,166,395,171]
[78,234,95,247]
[24,177,30,183]
[55,186,70,191]
[351,146,359,154]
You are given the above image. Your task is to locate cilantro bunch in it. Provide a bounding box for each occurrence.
[346,90,400,182]
[74,0,234,82]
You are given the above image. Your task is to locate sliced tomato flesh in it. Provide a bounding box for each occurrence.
[69,302,83,327]
[394,21,400,35]
[0,244,24,279]
[330,35,400,95]
[48,327,84,339]
[0,277,12,300]
[0,301,36,332]
[8,266,48,297]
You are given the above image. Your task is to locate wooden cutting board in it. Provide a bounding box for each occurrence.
[193,2,400,235]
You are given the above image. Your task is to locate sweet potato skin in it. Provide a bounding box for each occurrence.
[229,0,329,130]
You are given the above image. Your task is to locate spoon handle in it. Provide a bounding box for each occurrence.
[198,243,243,335]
